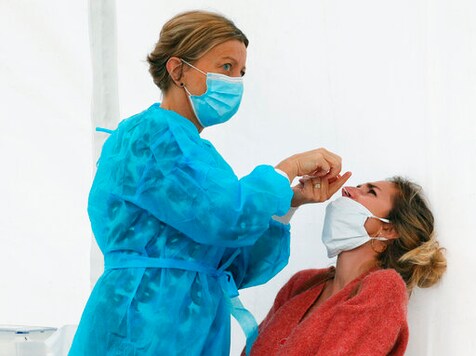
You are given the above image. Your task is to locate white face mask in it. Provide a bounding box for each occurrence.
[321,197,390,258]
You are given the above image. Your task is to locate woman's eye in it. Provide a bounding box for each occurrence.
[223,63,232,71]
[369,189,377,196]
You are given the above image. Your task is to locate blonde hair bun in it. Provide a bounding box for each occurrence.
[400,239,447,289]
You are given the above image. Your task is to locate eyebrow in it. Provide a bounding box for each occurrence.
[357,183,382,190]
[221,56,238,63]
[367,183,382,190]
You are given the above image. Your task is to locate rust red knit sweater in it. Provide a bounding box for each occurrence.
[248,267,409,356]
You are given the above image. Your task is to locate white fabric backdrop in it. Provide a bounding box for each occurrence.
[1,1,475,355]
[110,2,476,354]
[0,0,92,327]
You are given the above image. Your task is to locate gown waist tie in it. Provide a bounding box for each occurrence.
[104,252,258,356]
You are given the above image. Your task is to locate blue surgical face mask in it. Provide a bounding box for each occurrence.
[181,59,244,127]
[322,197,390,258]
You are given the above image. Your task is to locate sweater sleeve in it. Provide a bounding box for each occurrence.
[314,269,409,356]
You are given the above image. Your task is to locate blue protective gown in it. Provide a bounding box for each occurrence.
[69,104,293,356]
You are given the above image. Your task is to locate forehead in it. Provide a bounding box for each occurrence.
[370,180,396,191]
[201,39,247,64]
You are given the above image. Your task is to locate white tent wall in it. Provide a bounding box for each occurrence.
[111,1,476,354]
[0,0,92,326]
[1,0,475,355]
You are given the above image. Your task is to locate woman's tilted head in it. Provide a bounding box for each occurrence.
[147,10,248,93]
[379,176,447,292]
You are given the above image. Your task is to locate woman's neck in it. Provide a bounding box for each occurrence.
[161,88,203,133]
[331,244,378,293]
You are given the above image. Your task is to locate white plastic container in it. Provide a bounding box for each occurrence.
[0,326,57,356]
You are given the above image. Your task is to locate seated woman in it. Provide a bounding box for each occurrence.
[247,176,447,356]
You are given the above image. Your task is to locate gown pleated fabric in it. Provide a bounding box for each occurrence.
[69,103,293,356]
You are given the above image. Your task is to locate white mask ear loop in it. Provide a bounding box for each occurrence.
[181,59,207,76]
[180,59,207,98]
[182,85,192,96]
[373,216,390,224]
[368,216,391,241]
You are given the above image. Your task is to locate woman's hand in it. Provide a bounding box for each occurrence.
[275,148,343,182]
[291,171,352,207]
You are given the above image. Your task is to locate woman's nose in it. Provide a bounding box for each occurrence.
[342,186,359,198]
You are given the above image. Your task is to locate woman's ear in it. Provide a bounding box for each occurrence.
[380,222,399,240]
[166,57,184,86]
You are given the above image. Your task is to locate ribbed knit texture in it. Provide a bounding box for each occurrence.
[249,267,408,355]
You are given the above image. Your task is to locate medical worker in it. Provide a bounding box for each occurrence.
[69,10,351,355]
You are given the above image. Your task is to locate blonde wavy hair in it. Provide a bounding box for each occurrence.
[147,10,248,93]
[378,177,447,292]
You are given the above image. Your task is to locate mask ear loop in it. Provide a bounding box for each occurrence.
[368,215,391,240]
[182,85,192,96]
[180,59,207,97]
[369,216,393,253]
[376,217,390,224]
[181,59,207,76]
[373,216,399,241]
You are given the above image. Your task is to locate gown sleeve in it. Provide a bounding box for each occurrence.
[220,219,291,289]
[105,116,293,249]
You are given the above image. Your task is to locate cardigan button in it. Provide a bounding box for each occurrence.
[279,338,287,345]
